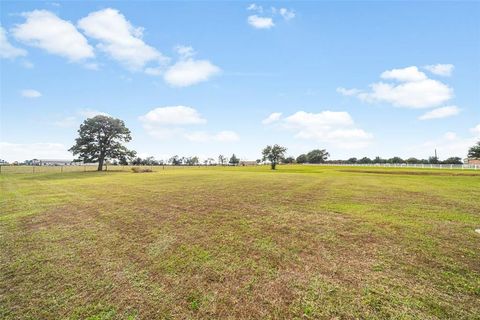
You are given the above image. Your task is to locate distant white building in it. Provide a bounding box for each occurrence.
[238,160,258,166]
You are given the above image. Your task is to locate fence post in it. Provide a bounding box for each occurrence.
[61,166,63,173]
[33,166,35,174]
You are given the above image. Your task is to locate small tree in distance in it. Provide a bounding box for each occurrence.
[229,154,239,166]
[218,154,226,166]
[69,115,136,171]
[262,144,287,170]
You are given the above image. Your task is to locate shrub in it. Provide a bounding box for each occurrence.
[131,167,153,173]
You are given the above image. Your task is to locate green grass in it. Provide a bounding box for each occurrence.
[1,165,479,319]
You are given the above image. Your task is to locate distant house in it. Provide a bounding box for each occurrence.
[464,158,480,165]
[30,159,77,166]
[238,160,257,166]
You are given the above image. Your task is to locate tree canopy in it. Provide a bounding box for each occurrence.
[306,149,329,163]
[296,154,307,164]
[262,144,287,170]
[229,154,239,165]
[69,115,136,171]
[468,141,480,159]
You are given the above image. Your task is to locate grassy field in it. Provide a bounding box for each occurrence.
[1,165,479,319]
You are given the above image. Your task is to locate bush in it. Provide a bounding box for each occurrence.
[131,167,153,173]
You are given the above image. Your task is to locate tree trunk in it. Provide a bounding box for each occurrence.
[271,162,276,170]
[98,157,104,171]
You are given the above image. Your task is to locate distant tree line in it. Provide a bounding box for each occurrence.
[67,116,479,171]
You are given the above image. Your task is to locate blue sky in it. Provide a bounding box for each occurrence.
[1,1,479,162]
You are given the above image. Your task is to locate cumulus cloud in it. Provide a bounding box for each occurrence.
[418,106,460,120]
[424,64,454,77]
[246,4,295,29]
[0,142,71,162]
[21,89,42,98]
[175,45,196,59]
[342,66,454,109]
[139,106,238,142]
[12,10,94,61]
[264,110,372,148]
[279,8,295,20]
[380,66,427,82]
[247,3,263,12]
[139,106,206,126]
[164,56,220,87]
[78,8,165,71]
[262,112,282,125]
[0,26,27,59]
[247,15,275,29]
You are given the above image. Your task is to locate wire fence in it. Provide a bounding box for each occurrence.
[0,165,192,174]
[306,163,480,170]
[1,163,479,174]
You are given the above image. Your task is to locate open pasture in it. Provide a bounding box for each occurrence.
[1,165,479,319]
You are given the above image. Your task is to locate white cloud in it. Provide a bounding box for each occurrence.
[358,78,453,109]
[164,59,220,87]
[336,87,362,96]
[21,89,42,98]
[78,8,165,71]
[175,45,195,59]
[262,112,282,125]
[279,8,295,20]
[247,15,275,29]
[139,106,206,126]
[424,64,454,77]
[0,142,71,162]
[380,66,427,82]
[247,3,263,12]
[139,106,238,142]
[12,10,94,61]
[265,110,373,148]
[246,5,295,29]
[0,26,27,59]
[418,105,460,120]
[344,66,454,109]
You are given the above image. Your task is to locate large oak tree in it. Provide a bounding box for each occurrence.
[69,115,136,171]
